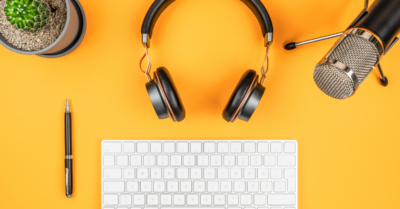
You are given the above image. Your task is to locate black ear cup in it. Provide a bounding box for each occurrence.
[223,70,265,122]
[146,67,185,122]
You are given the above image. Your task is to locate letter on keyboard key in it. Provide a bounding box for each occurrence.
[137,142,149,153]
[201,194,212,205]
[258,168,269,179]
[124,168,135,179]
[218,168,229,179]
[244,142,256,153]
[207,181,219,192]
[104,181,124,192]
[140,181,152,192]
[103,142,121,153]
[244,168,256,179]
[163,142,175,153]
[190,142,202,153]
[231,168,242,179]
[104,194,118,205]
[204,142,216,153]
[104,168,121,179]
[154,181,166,192]
[177,168,189,179]
[278,155,296,166]
[260,181,272,192]
[194,181,205,192]
[167,181,179,192]
[161,194,172,205]
[147,194,159,205]
[254,194,267,206]
[267,194,296,206]
[173,194,185,205]
[126,181,139,192]
[151,168,162,179]
[133,194,145,205]
[214,194,226,205]
[137,168,149,179]
[164,168,175,179]
[221,181,232,192]
[123,142,135,153]
[248,181,259,192]
[204,168,216,179]
[234,181,246,192]
[181,181,192,192]
[187,194,199,205]
[150,142,162,153]
[191,168,202,179]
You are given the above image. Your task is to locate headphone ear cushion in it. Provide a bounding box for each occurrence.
[223,70,258,122]
[154,67,186,122]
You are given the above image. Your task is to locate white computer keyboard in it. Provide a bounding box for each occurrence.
[101,140,298,209]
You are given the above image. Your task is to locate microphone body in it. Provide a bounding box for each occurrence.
[314,0,400,99]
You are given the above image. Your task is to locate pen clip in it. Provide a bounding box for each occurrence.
[65,168,70,198]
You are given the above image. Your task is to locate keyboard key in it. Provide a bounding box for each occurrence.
[278,155,296,166]
[173,194,185,205]
[214,194,226,205]
[137,168,149,179]
[140,181,152,192]
[167,181,179,192]
[163,207,224,209]
[217,168,229,179]
[117,155,129,166]
[254,194,267,206]
[130,155,142,166]
[267,194,296,206]
[190,142,202,153]
[233,181,246,192]
[210,155,222,166]
[201,194,212,205]
[274,181,286,192]
[250,155,262,166]
[177,168,189,179]
[150,142,162,153]
[271,168,282,179]
[183,155,196,166]
[123,168,135,179]
[231,168,242,179]
[194,181,205,192]
[143,155,155,166]
[223,155,236,166]
[244,168,256,179]
[150,168,162,179]
[164,168,175,179]
[120,194,132,205]
[204,142,216,153]
[147,194,159,205]
[244,142,256,153]
[230,142,242,153]
[161,194,172,205]
[177,142,189,153]
[104,142,121,153]
[157,155,169,166]
[207,181,219,192]
[191,168,202,179]
[104,194,118,205]
[257,142,269,153]
[204,168,216,179]
[260,181,272,192]
[248,181,259,192]
[284,142,296,153]
[198,155,209,166]
[133,194,145,205]
[264,155,276,166]
[228,194,239,205]
[258,168,269,179]
[137,142,149,153]
[126,181,139,192]
[123,142,135,153]
[187,194,199,205]
[104,181,124,192]
[221,181,232,192]
[270,142,282,153]
[103,155,115,166]
[237,155,249,166]
[104,168,121,179]
[240,194,252,205]
[217,142,229,153]
[163,142,175,153]
[171,155,182,166]
[181,181,192,192]
[285,168,296,193]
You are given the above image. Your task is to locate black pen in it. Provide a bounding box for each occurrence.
[65,100,73,198]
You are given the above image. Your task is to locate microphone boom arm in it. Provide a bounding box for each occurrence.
[284,32,343,50]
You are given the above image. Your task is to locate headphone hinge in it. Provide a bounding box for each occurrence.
[142,34,151,48]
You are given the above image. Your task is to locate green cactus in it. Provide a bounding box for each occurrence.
[4,0,50,32]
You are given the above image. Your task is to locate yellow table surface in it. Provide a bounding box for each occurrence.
[1,0,399,208]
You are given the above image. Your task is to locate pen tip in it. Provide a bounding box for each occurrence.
[67,195,71,198]
[66,100,70,112]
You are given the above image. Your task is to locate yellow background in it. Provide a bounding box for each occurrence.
[0,0,399,208]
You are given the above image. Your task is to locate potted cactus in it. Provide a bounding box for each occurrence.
[0,0,87,58]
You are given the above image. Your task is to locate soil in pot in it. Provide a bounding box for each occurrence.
[0,0,67,51]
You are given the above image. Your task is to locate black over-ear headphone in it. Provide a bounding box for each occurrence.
[140,0,273,122]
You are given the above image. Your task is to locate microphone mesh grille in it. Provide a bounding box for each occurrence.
[314,33,379,99]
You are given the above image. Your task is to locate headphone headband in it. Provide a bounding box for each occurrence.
[141,0,273,47]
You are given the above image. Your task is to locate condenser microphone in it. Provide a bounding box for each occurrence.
[313,0,400,99]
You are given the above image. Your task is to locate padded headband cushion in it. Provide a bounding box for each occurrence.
[223,70,258,122]
[154,67,186,122]
[141,0,273,38]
